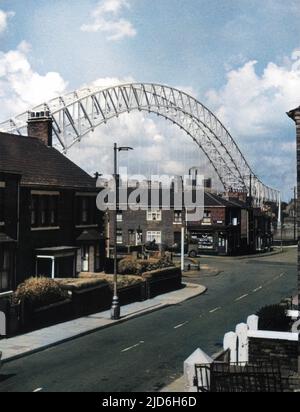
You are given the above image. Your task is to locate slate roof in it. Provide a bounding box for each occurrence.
[77,229,104,242]
[0,132,96,189]
[287,107,300,121]
[204,192,246,208]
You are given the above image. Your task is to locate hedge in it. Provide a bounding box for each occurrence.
[13,277,67,310]
[118,257,174,275]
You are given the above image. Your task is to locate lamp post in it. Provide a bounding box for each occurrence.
[294,186,297,242]
[111,143,134,320]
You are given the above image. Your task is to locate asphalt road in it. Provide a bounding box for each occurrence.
[0,248,297,393]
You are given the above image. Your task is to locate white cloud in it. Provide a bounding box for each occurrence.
[205,50,300,198]
[0,9,15,33]
[0,42,68,120]
[206,50,300,138]
[81,0,136,41]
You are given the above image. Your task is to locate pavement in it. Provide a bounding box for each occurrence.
[0,282,206,363]
[161,375,186,392]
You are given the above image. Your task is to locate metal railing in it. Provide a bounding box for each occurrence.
[194,361,284,393]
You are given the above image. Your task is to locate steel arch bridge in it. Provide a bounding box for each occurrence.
[0,82,280,204]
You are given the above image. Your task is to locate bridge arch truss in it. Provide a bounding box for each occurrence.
[0,83,280,204]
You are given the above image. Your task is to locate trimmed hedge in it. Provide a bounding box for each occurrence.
[118,257,174,275]
[13,277,67,310]
[56,277,108,292]
[79,273,143,289]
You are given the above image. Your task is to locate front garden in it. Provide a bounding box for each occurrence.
[1,256,182,336]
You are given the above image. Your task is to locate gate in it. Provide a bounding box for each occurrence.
[194,362,284,393]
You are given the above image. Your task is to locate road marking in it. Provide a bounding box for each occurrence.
[33,388,43,393]
[209,307,222,313]
[174,321,189,329]
[235,294,249,302]
[121,341,144,353]
[253,286,263,293]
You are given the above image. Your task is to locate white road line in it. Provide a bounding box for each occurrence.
[235,294,249,302]
[174,321,189,329]
[33,388,43,393]
[209,307,222,314]
[253,286,263,293]
[121,341,144,353]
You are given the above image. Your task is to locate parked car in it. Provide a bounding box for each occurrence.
[168,239,199,258]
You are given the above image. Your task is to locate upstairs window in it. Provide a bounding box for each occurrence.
[116,228,123,244]
[0,182,5,228]
[147,209,162,222]
[174,211,183,224]
[76,195,97,226]
[31,193,59,228]
[202,210,212,225]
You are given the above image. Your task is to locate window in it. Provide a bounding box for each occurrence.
[76,195,97,226]
[146,231,162,244]
[0,249,9,291]
[31,193,59,228]
[136,231,143,245]
[202,210,212,225]
[82,198,89,224]
[147,210,162,221]
[117,229,123,245]
[117,211,123,222]
[174,211,183,224]
[0,182,5,228]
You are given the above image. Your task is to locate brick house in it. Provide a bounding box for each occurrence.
[189,192,272,255]
[0,112,104,292]
[106,182,272,256]
[105,181,184,251]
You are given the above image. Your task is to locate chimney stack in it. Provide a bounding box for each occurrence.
[27,111,53,147]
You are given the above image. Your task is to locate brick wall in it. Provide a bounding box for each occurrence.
[109,209,177,247]
[211,207,226,224]
[17,188,103,284]
[249,337,299,372]
[0,172,20,241]
[27,116,53,146]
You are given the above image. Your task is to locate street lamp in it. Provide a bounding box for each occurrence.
[111,143,134,320]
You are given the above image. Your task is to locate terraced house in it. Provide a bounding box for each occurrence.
[0,112,105,292]
[106,179,272,257]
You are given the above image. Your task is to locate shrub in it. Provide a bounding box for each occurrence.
[118,256,174,275]
[79,273,143,289]
[257,304,291,332]
[56,278,108,292]
[13,277,67,310]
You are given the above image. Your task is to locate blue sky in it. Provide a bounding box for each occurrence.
[0,0,299,199]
